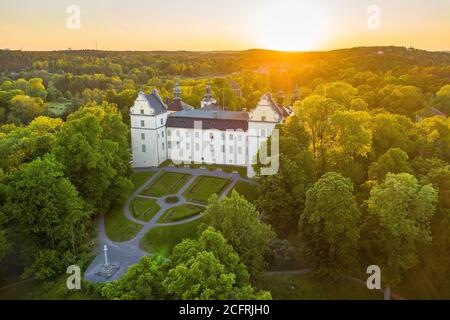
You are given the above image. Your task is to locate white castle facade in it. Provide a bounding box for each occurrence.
[130,83,297,177]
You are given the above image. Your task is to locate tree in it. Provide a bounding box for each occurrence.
[368,148,412,182]
[52,101,133,212]
[299,172,361,281]
[28,78,47,100]
[371,113,415,158]
[163,227,271,300]
[415,116,450,162]
[435,84,450,114]
[314,81,357,107]
[201,191,276,275]
[102,255,166,300]
[378,84,426,117]
[4,155,91,279]
[363,173,438,299]
[9,95,46,124]
[296,95,343,174]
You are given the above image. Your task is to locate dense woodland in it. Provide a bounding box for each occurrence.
[0,47,449,299]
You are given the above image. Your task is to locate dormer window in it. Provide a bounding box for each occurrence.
[261,116,266,121]
[140,109,144,114]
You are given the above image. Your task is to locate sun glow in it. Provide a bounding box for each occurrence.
[250,0,328,52]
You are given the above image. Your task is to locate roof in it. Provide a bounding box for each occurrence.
[167,100,193,112]
[167,109,249,131]
[265,93,289,118]
[144,90,166,115]
[416,106,447,118]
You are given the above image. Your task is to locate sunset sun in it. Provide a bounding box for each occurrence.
[251,0,327,51]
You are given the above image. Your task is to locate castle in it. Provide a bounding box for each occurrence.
[130,83,297,177]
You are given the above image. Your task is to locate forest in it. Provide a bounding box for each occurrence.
[0,46,449,300]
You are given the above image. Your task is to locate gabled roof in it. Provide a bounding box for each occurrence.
[265,93,288,118]
[167,100,193,112]
[144,90,167,115]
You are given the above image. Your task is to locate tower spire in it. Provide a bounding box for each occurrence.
[173,81,181,101]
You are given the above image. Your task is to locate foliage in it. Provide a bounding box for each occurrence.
[299,172,361,281]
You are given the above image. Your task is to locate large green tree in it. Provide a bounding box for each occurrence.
[299,172,361,281]
[363,173,438,299]
[4,155,91,279]
[52,101,133,212]
[164,227,270,300]
[201,191,276,275]
[368,147,412,182]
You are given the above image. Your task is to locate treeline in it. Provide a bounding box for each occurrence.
[0,102,132,279]
[256,82,450,298]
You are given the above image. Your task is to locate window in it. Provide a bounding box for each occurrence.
[168,130,171,136]
[141,120,145,127]
[229,146,233,153]
[162,131,165,138]
[141,133,145,140]
[141,145,146,152]
[229,134,233,141]
[195,143,200,151]
[261,116,266,121]
[140,109,144,114]
[162,142,165,150]
[195,132,200,138]
[210,145,214,152]
[160,118,163,125]
[186,142,190,150]
[238,146,242,154]
[168,141,172,148]
[221,132,225,140]
[210,132,214,139]
[221,145,225,153]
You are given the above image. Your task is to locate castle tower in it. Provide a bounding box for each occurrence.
[130,90,168,167]
[201,82,217,108]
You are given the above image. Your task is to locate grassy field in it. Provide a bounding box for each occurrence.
[158,204,203,223]
[183,176,230,203]
[142,172,191,197]
[257,273,383,300]
[131,197,160,222]
[130,171,155,191]
[104,204,142,242]
[46,100,71,116]
[230,180,259,203]
[140,218,202,257]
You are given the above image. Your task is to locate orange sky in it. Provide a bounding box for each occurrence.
[1,0,449,51]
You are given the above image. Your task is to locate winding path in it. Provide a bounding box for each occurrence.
[84,166,253,282]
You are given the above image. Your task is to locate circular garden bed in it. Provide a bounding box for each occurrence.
[165,195,180,204]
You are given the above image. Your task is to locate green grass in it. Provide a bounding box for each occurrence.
[130,171,155,191]
[231,180,259,202]
[142,172,191,197]
[183,176,230,203]
[257,273,383,300]
[105,204,142,242]
[158,204,204,223]
[205,164,247,178]
[46,100,71,116]
[131,197,160,222]
[140,218,202,257]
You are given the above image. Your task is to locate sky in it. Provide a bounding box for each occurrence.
[0,0,449,52]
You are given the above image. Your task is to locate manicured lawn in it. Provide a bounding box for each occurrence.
[130,171,155,191]
[183,176,230,203]
[105,204,142,242]
[140,218,202,257]
[158,204,203,223]
[257,273,382,300]
[230,180,259,202]
[131,197,160,222]
[205,164,247,178]
[142,172,191,197]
